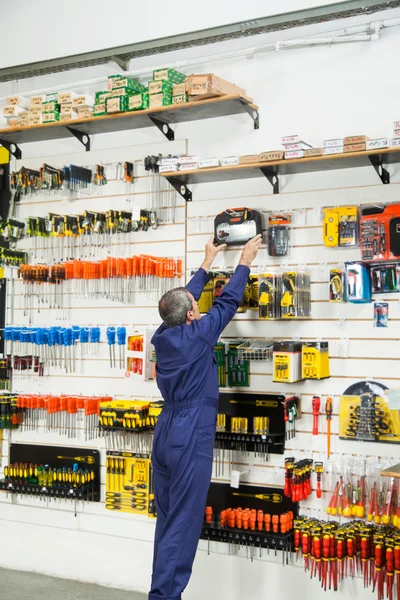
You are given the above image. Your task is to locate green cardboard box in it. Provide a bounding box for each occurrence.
[42,111,60,123]
[106,96,129,113]
[95,91,112,103]
[153,68,185,83]
[127,92,149,111]
[149,92,172,109]
[42,100,60,113]
[111,77,146,93]
[148,80,173,95]
[93,103,107,117]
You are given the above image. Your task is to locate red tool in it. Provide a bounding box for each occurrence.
[312,396,321,435]
[325,397,333,458]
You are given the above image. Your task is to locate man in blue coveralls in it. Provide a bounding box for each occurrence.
[149,234,262,600]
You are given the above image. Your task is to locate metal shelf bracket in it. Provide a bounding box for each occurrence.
[369,154,390,185]
[0,137,21,159]
[240,100,260,129]
[66,127,91,151]
[149,116,175,141]
[166,177,192,202]
[260,167,279,194]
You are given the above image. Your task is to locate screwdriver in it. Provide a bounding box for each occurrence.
[325,397,333,458]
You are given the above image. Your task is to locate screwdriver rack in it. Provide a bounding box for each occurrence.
[201,482,297,562]
[0,444,100,503]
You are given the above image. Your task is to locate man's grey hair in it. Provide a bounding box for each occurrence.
[158,287,193,328]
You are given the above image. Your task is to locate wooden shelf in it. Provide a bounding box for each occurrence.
[0,95,258,157]
[161,146,400,200]
[381,464,400,478]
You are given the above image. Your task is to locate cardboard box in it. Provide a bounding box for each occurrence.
[58,91,79,104]
[392,138,400,148]
[60,112,76,122]
[281,135,301,144]
[304,148,323,157]
[148,80,173,95]
[153,68,186,83]
[42,111,60,123]
[178,162,199,171]
[172,83,186,96]
[73,95,94,108]
[283,142,312,151]
[76,106,93,119]
[95,91,112,104]
[366,138,389,151]
[29,106,42,117]
[106,96,128,113]
[344,143,366,153]
[285,150,304,159]
[30,95,46,106]
[112,87,137,98]
[108,74,122,90]
[18,112,29,126]
[172,94,187,105]
[323,138,344,148]
[7,95,30,108]
[344,135,370,145]
[219,156,240,166]
[60,104,76,115]
[186,74,245,99]
[159,164,179,173]
[28,114,43,126]
[259,150,284,162]
[7,118,18,127]
[127,92,149,111]
[198,157,220,169]
[149,93,172,109]
[46,92,58,102]
[323,146,344,155]
[43,101,59,113]
[239,154,260,164]
[111,78,146,93]
[93,103,107,116]
[3,105,27,117]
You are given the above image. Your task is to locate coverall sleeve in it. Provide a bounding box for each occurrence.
[198,264,250,346]
[185,267,210,301]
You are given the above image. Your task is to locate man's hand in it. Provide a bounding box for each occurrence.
[201,236,227,272]
[239,234,263,268]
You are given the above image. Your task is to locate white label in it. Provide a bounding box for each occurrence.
[160,157,180,165]
[230,470,240,489]
[366,138,389,150]
[149,81,163,94]
[172,95,187,105]
[392,138,400,147]
[285,150,304,159]
[42,112,57,123]
[219,156,239,166]
[393,121,400,130]
[281,135,300,144]
[128,94,144,109]
[94,103,106,114]
[29,106,42,116]
[178,162,198,171]
[199,158,220,168]
[159,164,178,173]
[30,95,46,105]
[393,129,400,139]
[178,155,199,164]
[282,142,312,151]
[58,92,78,104]
[60,113,74,121]
[98,93,112,103]
[106,98,121,113]
[323,146,344,155]
[73,95,94,107]
[42,102,56,112]
[154,69,169,81]
[323,138,344,148]
[131,206,141,221]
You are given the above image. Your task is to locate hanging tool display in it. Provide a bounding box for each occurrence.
[10,164,103,199]
[322,205,358,247]
[312,396,321,435]
[267,213,291,257]
[201,482,297,563]
[345,262,372,303]
[360,204,400,261]
[99,399,163,452]
[284,458,313,503]
[144,155,179,224]
[273,341,303,383]
[26,209,157,263]
[294,516,400,596]
[0,248,27,267]
[196,270,249,314]
[214,342,226,386]
[214,208,263,246]
[18,255,183,318]
[236,339,274,361]
[0,444,100,503]
[214,392,300,475]
[227,341,250,387]
[0,218,25,243]
[371,263,400,293]
[6,354,45,377]
[314,462,324,499]
[16,394,108,439]
[339,380,400,444]
[329,267,346,302]
[0,395,22,430]
[0,359,11,390]
[259,271,311,319]
[105,452,155,517]
[302,342,330,380]
[326,396,333,457]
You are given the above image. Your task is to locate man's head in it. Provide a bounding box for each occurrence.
[158,287,201,327]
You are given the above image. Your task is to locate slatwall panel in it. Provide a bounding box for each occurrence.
[186,168,400,506]
[0,137,187,566]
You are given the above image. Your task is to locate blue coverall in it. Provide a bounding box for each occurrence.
[149,264,250,600]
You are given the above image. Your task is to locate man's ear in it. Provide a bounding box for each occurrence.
[186,310,195,322]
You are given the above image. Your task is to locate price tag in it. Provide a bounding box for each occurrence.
[131,206,141,221]
[230,470,240,489]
